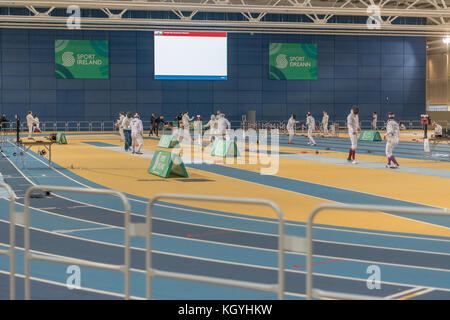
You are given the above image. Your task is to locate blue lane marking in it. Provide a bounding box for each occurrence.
[281,153,450,179]
[186,163,450,228]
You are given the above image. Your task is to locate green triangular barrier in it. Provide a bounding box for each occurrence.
[56,132,67,144]
[211,139,240,157]
[157,134,179,148]
[148,150,188,178]
[358,131,382,141]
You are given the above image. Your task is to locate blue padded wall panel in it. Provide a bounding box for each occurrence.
[2,49,29,62]
[214,91,238,104]
[358,91,380,104]
[335,91,357,103]
[335,39,358,53]
[287,91,309,104]
[188,90,213,103]
[3,90,29,103]
[111,64,137,78]
[381,66,404,79]
[382,54,404,66]
[30,77,56,90]
[310,91,334,104]
[137,90,162,104]
[286,81,310,92]
[57,90,84,104]
[2,32,28,48]
[110,90,136,104]
[84,79,110,90]
[30,49,53,63]
[57,104,84,121]
[0,30,426,122]
[110,49,137,64]
[30,90,56,103]
[262,91,286,104]
[334,66,357,78]
[57,79,84,90]
[382,91,404,103]
[381,37,404,54]
[335,79,358,91]
[30,63,53,76]
[382,79,403,91]
[311,79,333,91]
[263,103,287,117]
[188,81,213,91]
[3,76,30,89]
[358,37,381,53]
[358,80,381,91]
[358,66,380,79]
[111,78,136,90]
[359,54,380,66]
[85,90,110,103]
[334,53,358,66]
[4,63,29,76]
[237,79,262,91]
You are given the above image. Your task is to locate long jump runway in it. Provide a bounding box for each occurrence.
[0,139,449,300]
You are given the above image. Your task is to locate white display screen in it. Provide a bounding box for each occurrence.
[154,31,227,80]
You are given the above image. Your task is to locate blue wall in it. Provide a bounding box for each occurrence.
[0,29,426,123]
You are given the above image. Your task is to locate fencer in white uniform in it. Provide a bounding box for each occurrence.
[34,115,41,132]
[433,122,443,137]
[322,111,329,134]
[287,114,299,144]
[181,111,194,140]
[193,115,203,144]
[130,113,144,154]
[121,112,132,152]
[384,112,400,168]
[116,112,125,142]
[204,115,217,141]
[217,113,231,138]
[372,112,378,130]
[347,106,360,164]
[26,111,34,138]
[306,112,316,146]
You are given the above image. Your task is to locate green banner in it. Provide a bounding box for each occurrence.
[211,139,240,157]
[148,150,188,178]
[56,132,67,144]
[55,40,109,79]
[358,131,382,141]
[157,135,179,148]
[269,43,317,80]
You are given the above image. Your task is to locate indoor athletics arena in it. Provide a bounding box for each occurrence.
[0,0,449,304]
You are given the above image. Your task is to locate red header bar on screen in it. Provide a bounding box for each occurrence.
[154,31,227,37]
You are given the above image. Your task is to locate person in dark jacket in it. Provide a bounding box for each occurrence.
[153,115,167,137]
[149,114,156,136]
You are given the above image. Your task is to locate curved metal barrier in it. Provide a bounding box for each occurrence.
[306,203,450,300]
[128,193,287,300]
[0,183,17,300]
[22,185,132,300]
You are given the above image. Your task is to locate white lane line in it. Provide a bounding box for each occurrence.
[0,269,143,300]
[399,287,435,300]
[384,286,425,299]
[53,226,116,234]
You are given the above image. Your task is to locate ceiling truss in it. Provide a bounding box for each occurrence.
[0,0,449,45]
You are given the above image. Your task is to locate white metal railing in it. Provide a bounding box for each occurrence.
[306,203,450,300]
[129,193,287,300]
[22,185,132,300]
[4,119,444,134]
[0,183,17,300]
